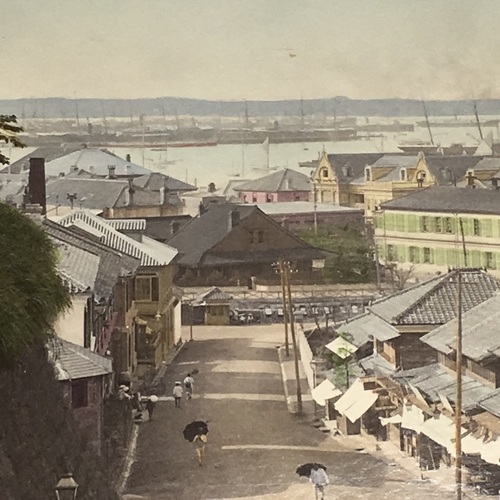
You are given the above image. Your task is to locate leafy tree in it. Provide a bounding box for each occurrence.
[0,114,25,164]
[321,331,355,390]
[0,202,70,364]
[300,224,376,283]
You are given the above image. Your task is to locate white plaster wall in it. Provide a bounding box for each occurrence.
[54,295,88,347]
[173,300,182,344]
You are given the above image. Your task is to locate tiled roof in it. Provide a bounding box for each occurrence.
[222,179,251,198]
[335,312,400,347]
[42,177,128,210]
[167,204,255,266]
[421,292,500,361]
[394,363,495,411]
[0,173,27,201]
[44,219,140,301]
[469,157,500,171]
[371,270,499,325]
[58,210,178,267]
[327,153,385,182]
[133,172,197,192]
[358,353,396,377]
[234,168,310,192]
[370,155,419,168]
[256,201,362,215]
[479,390,500,418]
[48,337,113,381]
[380,186,500,215]
[193,287,233,305]
[0,146,79,174]
[103,218,147,231]
[44,148,149,178]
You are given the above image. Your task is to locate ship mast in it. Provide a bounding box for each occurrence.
[421,99,434,145]
[473,98,484,141]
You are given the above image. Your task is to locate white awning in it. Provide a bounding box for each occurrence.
[334,378,378,423]
[325,337,358,359]
[420,415,455,451]
[401,404,425,432]
[311,379,342,406]
[380,414,403,426]
[481,439,500,465]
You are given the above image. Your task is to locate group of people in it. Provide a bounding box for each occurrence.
[172,373,195,408]
[119,384,158,422]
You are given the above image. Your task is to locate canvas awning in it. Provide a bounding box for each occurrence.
[480,439,500,465]
[380,414,403,426]
[325,337,358,359]
[401,404,425,432]
[420,415,455,451]
[311,379,342,406]
[334,379,378,423]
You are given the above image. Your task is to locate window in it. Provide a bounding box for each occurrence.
[258,230,264,243]
[444,217,453,234]
[354,194,364,204]
[409,246,418,263]
[400,168,407,181]
[473,219,481,236]
[172,222,180,234]
[252,194,257,203]
[71,380,88,408]
[266,194,273,202]
[322,168,328,178]
[485,252,495,269]
[423,247,432,263]
[249,231,255,244]
[365,167,371,181]
[387,244,396,261]
[434,218,442,233]
[421,216,430,232]
[134,275,159,302]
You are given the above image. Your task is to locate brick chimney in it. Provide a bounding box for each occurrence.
[108,165,117,179]
[126,178,135,206]
[126,154,131,162]
[28,157,46,215]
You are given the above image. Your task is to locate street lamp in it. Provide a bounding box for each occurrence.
[55,473,78,500]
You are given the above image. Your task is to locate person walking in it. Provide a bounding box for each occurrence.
[173,382,183,408]
[193,432,207,466]
[184,373,195,400]
[145,396,156,421]
[310,464,329,500]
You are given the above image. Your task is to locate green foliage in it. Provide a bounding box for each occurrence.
[300,224,375,283]
[0,115,25,164]
[321,331,354,390]
[0,203,70,364]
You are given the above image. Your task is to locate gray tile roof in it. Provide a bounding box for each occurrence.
[327,153,385,182]
[468,157,500,172]
[394,363,495,411]
[222,179,251,198]
[380,186,500,215]
[44,219,140,301]
[167,204,256,266]
[58,210,178,267]
[370,155,419,168]
[193,287,233,305]
[48,337,113,381]
[359,353,396,377]
[371,270,499,326]
[0,173,27,201]
[133,172,197,193]
[478,390,500,418]
[421,292,500,362]
[44,148,149,178]
[336,312,400,347]
[42,177,128,210]
[256,201,362,215]
[0,146,79,174]
[234,168,310,192]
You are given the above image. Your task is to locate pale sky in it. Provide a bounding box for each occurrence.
[3,0,500,101]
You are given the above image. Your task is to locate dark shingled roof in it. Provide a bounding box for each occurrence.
[168,203,324,267]
[421,292,500,361]
[133,172,197,193]
[371,269,500,325]
[327,153,385,182]
[380,186,500,215]
[234,168,310,192]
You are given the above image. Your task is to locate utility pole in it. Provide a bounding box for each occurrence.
[459,218,467,267]
[455,270,463,500]
[313,188,318,235]
[284,261,303,414]
[278,258,290,357]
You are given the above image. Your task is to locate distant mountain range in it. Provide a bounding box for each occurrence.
[2,96,500,119]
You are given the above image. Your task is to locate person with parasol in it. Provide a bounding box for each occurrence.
[296,463,329,500]
[183,421,209,466]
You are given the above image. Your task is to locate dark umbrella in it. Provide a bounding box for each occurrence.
[296,463,327,478]
[183,420,209,442]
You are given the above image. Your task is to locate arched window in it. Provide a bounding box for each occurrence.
[321,167,328,178]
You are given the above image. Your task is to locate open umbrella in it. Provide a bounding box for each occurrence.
[296,463,327,478]
[183,420,209,442]
[149,395,159,403]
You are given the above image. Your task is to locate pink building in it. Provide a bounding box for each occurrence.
[234,168,311,203]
